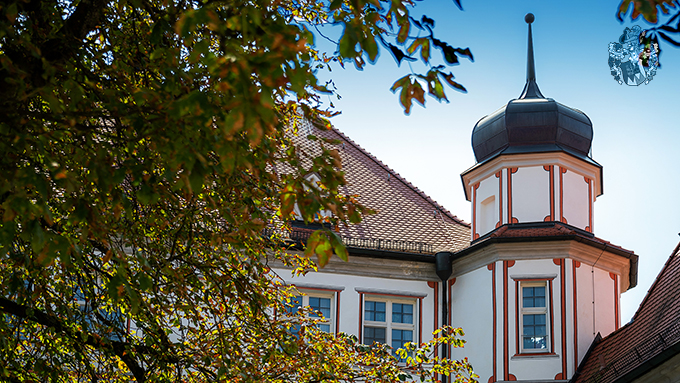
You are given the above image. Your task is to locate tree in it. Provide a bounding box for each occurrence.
[0,0,476,381]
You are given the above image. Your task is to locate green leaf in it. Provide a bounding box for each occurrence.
[328,231,348,261]
[390,74,411,93]
[150,18,171,45]
[426,70,447,101]
[442,72,467,93]
[189,161,206,193]
[5,3,18,23]
[138,273,153,291]
[364,34,378,62]
[407,38,422,55]
[397,19,410,44]
[392,76,425,114]
[280,184,297,219]
[305,230,334,267]
[420,38,431,63]
[339,25,358,58]
[136,184,157,205]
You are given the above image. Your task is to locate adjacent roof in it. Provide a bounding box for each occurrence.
[452,221,638,289]
[572,242,680,383]
[287,118,470,254]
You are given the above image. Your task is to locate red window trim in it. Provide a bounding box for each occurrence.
[285,285,341,335]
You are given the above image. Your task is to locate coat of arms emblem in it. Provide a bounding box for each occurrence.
[608,25,660,85]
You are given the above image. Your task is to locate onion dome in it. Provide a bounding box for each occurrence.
[471,14,594,164]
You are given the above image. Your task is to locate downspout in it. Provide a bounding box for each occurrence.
[435,252,453,383]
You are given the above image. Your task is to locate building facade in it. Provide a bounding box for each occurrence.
[272,14,649,383]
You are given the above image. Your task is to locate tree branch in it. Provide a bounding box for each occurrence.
[0,297,148,382]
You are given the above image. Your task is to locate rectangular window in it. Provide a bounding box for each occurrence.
[363,297,416,358]
[75,286,128,341]
[285,291,335,334]
[521,283,548,352]
[308,296,332,333]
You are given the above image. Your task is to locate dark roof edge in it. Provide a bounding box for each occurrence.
[629,241,680,323]
[460,147,604,201]
[569,332,602,383]
[452,223,638,289]
[276,233,436,260]
[462,145,602,176]
[278,241,436,263]
[327,125,470,228]
[347,246,435,263]
[613,340,680,383]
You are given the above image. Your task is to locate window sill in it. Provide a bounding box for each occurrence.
[511,352,558,360]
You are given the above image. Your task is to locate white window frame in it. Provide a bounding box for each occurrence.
[287,289,336,334]
[519,281,550,353]
[292,173,333,223]
[362,295,417,354]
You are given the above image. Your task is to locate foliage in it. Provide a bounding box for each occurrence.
[0,0,475,382]
[617,0,680,62]
[617,0,677,23]
[273,309,477,383]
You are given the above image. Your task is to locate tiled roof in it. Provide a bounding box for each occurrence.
[458,222,634,254]
[288,118,470,254]
[454,222,638,288]
[488,223,632,253]
[488,223,577,238]
[572,242,680,383]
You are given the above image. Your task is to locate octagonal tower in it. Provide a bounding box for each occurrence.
[462,14,601,240]
[448,15,637,383]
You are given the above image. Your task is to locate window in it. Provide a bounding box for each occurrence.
[363,298,416,357]
[75,286,128,341]
[308,296,332,333]
[521,283,548,352]
[285,291,335,334]
[479,195,496,235]
[292,173,334,224]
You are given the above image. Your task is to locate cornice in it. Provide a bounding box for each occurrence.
[461,151,603,201]
[268,251,439,282]
[451,239,633,291]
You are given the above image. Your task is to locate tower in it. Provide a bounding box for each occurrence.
[448,14,638,383]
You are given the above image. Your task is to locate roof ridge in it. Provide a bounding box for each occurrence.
[556,223,575,234]
[629,240,680,323]
[329,126,470,228]
[490,225,509,237]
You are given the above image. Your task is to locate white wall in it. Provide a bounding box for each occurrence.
[574,262,618,367]
[449,266,493,381]
[562,168,591,231]
[462,152,602,239]
[511,166,550,223]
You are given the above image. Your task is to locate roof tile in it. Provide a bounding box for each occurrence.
[290,119,471,253]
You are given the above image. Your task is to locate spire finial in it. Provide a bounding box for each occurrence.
[525,13,535,81]
[519,13,544,99]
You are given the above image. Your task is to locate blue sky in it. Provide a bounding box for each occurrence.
[313,0,680,323]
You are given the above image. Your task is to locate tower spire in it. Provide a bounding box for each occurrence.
[519,13,544,99]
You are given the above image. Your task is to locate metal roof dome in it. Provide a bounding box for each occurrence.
[471,14,594,164]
